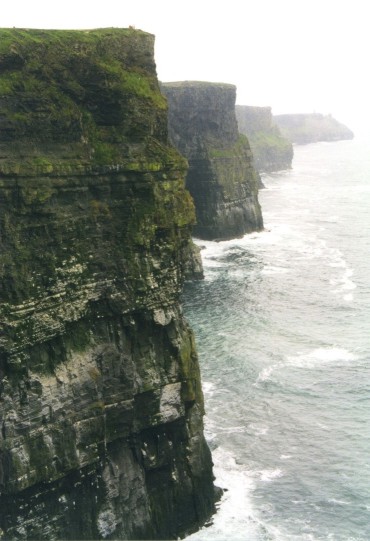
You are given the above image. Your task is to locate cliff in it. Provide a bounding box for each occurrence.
[161,82,263,240]
[0,28,216,540]
[274,113,354,144]
[235,105,293,172]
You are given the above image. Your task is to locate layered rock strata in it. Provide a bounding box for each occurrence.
[161,82,263,240]
[235,105,293,172]
[0,28,215,540]
[274,113,354,144]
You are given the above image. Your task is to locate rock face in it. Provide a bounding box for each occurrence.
[161,82,263,240]
[235,105,293,172]
[274,113,354,144]
[0,28,215,540]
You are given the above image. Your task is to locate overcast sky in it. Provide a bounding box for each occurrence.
[2,0,369,134]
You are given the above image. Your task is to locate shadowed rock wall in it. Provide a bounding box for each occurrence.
[0,28,215,540]
[161,82,263,240]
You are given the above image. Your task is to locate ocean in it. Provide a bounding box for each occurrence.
[183,137,370,541]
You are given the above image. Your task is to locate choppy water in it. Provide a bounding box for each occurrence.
[184,138,370,540]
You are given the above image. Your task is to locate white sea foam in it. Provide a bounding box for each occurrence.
[259,468,284,482]
[325,247,357,300]
[287,347,357,368]
[186,447,263,541]
[218,425,247,434]
[227,268,247,278]
[261,265,289,275]
[202,258,227,269]
[327,498,351,506]
[331,267,356,291]
[247,423,269,437]
[255,362,285,383]
[201,381,216,398]
[256,347,357,383]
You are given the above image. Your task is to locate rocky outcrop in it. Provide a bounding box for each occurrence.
[161,82,263,240]
[235,105,293,172]
[274,113,354,144]
[0,28,216,540]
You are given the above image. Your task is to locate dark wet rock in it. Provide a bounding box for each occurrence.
[0,28,215,540]
[161,81,263,240]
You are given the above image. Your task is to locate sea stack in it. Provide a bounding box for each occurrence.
[161,81,264,240]
[0,28,216,540]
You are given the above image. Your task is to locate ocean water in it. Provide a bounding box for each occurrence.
[184,138,370,541]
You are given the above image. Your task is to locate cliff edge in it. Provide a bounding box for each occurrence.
[0,28,215,540]
[274,113,354,144]
[161,82,263,240]
[236,105,293,172]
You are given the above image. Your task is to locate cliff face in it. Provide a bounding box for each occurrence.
[0,28,215,540]
[235,105,293,172]
[161,82,263,240]
[274,113,354,144]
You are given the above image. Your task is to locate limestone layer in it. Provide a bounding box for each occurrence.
[0,28,215,540]
[161,82,263,240]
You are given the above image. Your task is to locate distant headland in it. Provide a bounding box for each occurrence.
[273,113,354,145]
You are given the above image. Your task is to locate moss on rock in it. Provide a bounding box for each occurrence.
[0,28,215,540]
[235,105,293,173]
[161,81,264,240]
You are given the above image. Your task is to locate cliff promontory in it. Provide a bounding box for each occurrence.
[0,28,216,540]
[161,82,263,240]
[235,105,293,172]
[274,113,354,144]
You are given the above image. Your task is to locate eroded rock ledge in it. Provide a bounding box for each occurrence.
[0,28,215,540]
[161,81,264,240]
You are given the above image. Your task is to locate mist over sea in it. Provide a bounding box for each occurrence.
[184,138,370,540]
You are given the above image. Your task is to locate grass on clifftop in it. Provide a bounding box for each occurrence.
[0,27,165,107]
[0,27,172,174]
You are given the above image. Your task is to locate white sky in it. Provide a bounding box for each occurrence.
[2,0,369,134]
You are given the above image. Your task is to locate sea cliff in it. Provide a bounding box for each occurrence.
[161,82,263,240]
[235,105,293,172]
[274,113,354,144]
[0,28,215,540]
